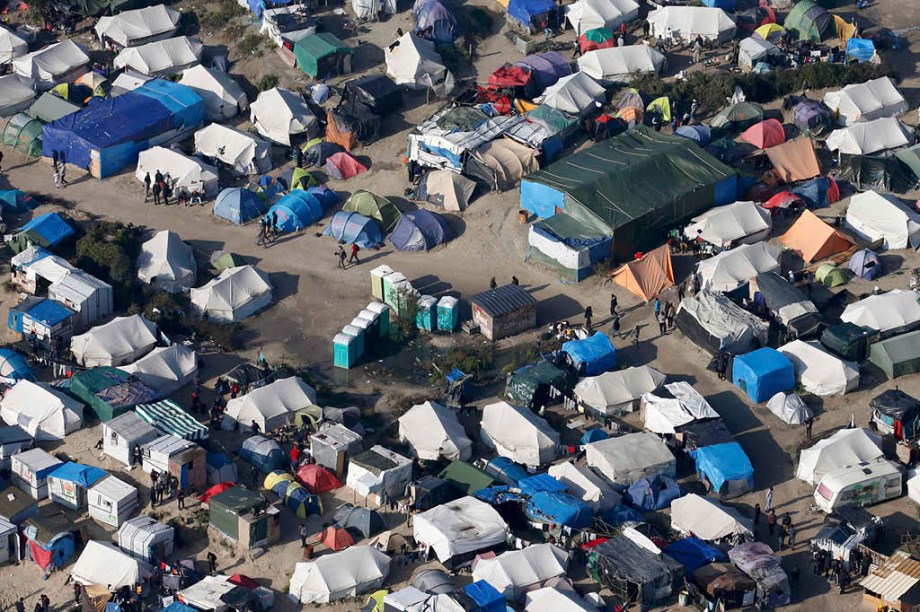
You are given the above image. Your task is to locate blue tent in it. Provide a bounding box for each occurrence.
[701,0,736,8]
[791,176,835,208]
[519,473,566,497]
[485,457,528,486]
[846,38,876,63]
[463,581,505,611]
[507,0,559,32]
[213,188,264,224]
[526,491,593,528]
[732,348,794,403]
[413,0,458,44]
[47,462,107,488]
[625,475,683,510]
[0,190,37,213]
[323,211,383,248]
[267,191,324,233]
[515,52,571,91]
[0,348,35,381]
[601,503,645,527]
[848,248,881,280]
[307,185,340,209]
[162,604,198,612]
[562,332,617,376]
[691,442,755,499]
[240,436,284,473]
[663,537,727,575]
[581,428,608,444]
[247,0,291,17]
[17,212,74,248]
[673,125,712,147]
[389,209,452,251]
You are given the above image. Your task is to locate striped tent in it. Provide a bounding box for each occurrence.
[135,400,209,441]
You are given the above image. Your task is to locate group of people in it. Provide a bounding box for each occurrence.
[257,211,283,247]
[143,170,174,205]
[336,243,361,269]
[653,297,676,335]
[149,468,185,509]
[811,547,870,594]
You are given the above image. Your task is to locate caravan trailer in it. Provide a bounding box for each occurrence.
[814,460,903,513]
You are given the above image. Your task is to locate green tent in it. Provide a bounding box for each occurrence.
[438,460,495,496]
[212,251,249,271]
[69,367,158,422]
[581,27,613,45]
[505,361,570,409]
[870,330,920,379]
[343,190,401,233]
[784,0,835,43]
[815,263,847,287]
[710,102,764,133]
[821,322,875,362]
[29,93,80,123]
[209,487,268,541]
[293,405,323,429]
[290,167,319,190]
[3,113,42,158]
[525,105,578,140]
[894,144,920,182]
[293,33,354,79]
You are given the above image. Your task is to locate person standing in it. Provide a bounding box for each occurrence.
[0,150,4,173]
[349,243,360,264]
[53,166,62,189]
[490,277,497,289]
[657,311,667,335]
[299,523,309,547]
[654,297,661,317]
[290,444,301,473]
[207,551,218,575]
[584,306,593,329]
[609,293,618,316]
[633,325,641,347]
[611,314,621,336]
[177,488,186,510]
[788,522,796,548]
[692,36,702,63]
[767,509,776,535]
[73,583,83,605]
[666,302,675,329]
[336,246,347,270]
[144,172,151,201]
[765,486,774,512]
[690,99,699,122]
[152,181,161,205]
[40,596,49,612]
[753,502,761,526]
[617,34,624,48]
[14,598,24,612]
[805,416,814,440]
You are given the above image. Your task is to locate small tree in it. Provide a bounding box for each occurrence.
[393,286,419,343]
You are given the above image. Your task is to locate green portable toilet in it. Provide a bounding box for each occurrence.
[383,272,406,308]
[437,296,460,332]
[367,302,390,339]
[370,265,393,301]
[416,296,437,332]
[342,324,364,359]
[351,317,374,352]
[333,333,357,369]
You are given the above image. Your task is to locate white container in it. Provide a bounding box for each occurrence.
[89,475,139,528]
[11,448,62,499]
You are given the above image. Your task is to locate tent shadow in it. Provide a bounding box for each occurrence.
[707,390,762,434]
[441,213,466,239]
[409,273,453,297]
[733,428,794,487]
[268,270,301,302]
[353,41,385,71]
[536,293,584,323]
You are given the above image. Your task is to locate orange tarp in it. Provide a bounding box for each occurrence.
[325,111,358,151]
[780,210,852,263]
[611,245,674,302]
[740,119,786,149]
[764,138,821,183]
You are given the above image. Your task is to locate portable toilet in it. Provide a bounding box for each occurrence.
[0,516,18,564]
[342,324,364,359]
[370,265,393,300]
[416,295,437,331]
[11,448,62,499]
[367,301,390,339]
[88,475,139,527]
[333,332,357,369]
[356,311,379,344]
[437,296,460,332]
[382,271,405,308]
[351,317,374,353]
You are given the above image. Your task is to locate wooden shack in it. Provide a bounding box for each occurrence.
[469,284,537,341]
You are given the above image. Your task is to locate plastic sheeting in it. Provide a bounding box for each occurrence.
[586,432,675,486]
[845,190,920,250]
[796,428,883,485]
[548,461,621,511]
[732,348,794,403]
[642,381,719,434]
[684,201,771,248]
[764,138,821,182]
[779,340,858,396]
[561,332,616,376]
[675,290,769,355]
[625,474,682,510]
[691,442,754,498]
[611,245,674,302]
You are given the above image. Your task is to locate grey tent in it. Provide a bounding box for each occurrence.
[419,170,476,211]
[869,330,920,379]
[334,503,385,539]
[765,392,813,425]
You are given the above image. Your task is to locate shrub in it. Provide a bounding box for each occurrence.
[258,74,279,91]
[74,221,141,308]
[238,34,264,57]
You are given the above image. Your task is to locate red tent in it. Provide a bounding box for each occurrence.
[198,482,235,504]
[740,119,786,149]
[763,191,804,210]
[228,574,259,589]
[296,464,343,494]
[488,65,532,90]
[324,152,367,180]
[578,27,615,53]
[319,526,354,551]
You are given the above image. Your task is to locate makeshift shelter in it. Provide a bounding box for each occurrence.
[418,170,476,211]
[562,332,617,376]
[250,87,317,146]
[515,51,571,91]
[114,36,202,77]
[780,210,851,263]
[223,377,316,432]
[289,546,389,603]
[118,515,174,562]
[480,401,558,467]
[732,348,795,403]
[647,6,737,43]
[625,474,682,510]
[195,123,271,175]
[346,446,413,502]
[642,381,719,435]
[794,100,834,136]
[0,25,27,66]
[504,360,568,411]
[8,213,74,255]
[208,486,278,549]
[341,75,401,123]
[575,366,665,415]
[323,211,383,249]
[22,510,75,570]
[472,544,568,601]
[0,380,84,442]
[766,392,813,425]
[697,242,781,294]
[70,367,158,422]
[784,0,834,42]
[710,102,764,132]
[294,33,353,79]
[0,76,36,117]
[837,154,914,193]
[385,33,454,97]
[213,188,263,224]
[841,290,920,335]
[136,230,196,293]
[71,540,152,590]
[779,340,859,396]
[684,201,771,249]
[728,542,790,607]
[398,400,472,461]
[870,330,920,379]
[823,77,907,126]
[611,245,674,302]
[505,0,560,33]
[691,442,755,499]
[537,72,604,117]
[821,321,874,363]
[738,36,779,70]
[102,411,159,468]
[135,399,208,441]
[675,290,768,355]
[577,46,664,83]
[178,65,247,121]
[826,117,912,156]
[845,191,920,250]
[265,191,324,233]
[13,41,89,90]
[95,5,180,48]
[414,496,508,563]
[796,428,883,484]
[412,0,457,44]
[352,0,396,20]
[587,530,683,606]
[548,461,621,511]
[137,147,218,198]
[870,389,920,441]
[527,214,611,282]
[310,424,363,477]
[764,138,821,183]
[46,462,105,510]
[465,137,539,193]
[2,112,42,158]
[586,432,675,486]
[0,349,34,382]
[671,494,753,541]
[191,265,273,322]
[324,151,367,180]
[565,0,638,35]
[141,435,206,490]
[389,210,452,251]
[70,314,157,367]
[87,475,138,528]
[119,344,198,398]
[343,190,400,233]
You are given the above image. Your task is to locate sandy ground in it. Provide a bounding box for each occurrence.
[2,0,920,610]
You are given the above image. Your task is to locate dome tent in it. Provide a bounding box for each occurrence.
[710,101,764,132]
[302,139,344,167]
[266,191,324,234]
[848,249,881,280]
[213,188,263,224]
[389,210,452,251]
[785,0,835,43]
[412,0,458,44]
[766,392,813,425]
[324,151,367,180]
[0,348,35,381]
[343,190,401,233]
[3,112,42,158]
[322,211,383,248]
[578,27,615,53]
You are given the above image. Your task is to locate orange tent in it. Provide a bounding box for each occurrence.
[740,119,786,149]
[765,139,821,182]
[611,245,674,302]
[780,210,852,263]
[319,525,355,551]
[325,111,358,151]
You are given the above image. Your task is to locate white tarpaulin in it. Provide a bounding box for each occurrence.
[823,77,908,126]
[0,25,28,65]
[472,543,569,601]
[114,36,202,77]
[480,401,559,466]
[289,546,391,603]
[352,0,396,20]
[565,0,638,35]
[0,380,84,441]
[95,5,180,48]
[697,242,781,293]
[222,377,316,431]
[586,432,676,486]
[670,494,753,541]
[413,496,508,562]
[796,428,883,485]
[13,40,89,89]
[826,117,912,155]
[385,33,454,98]
[71,541,152,589]
[779,340,859,396]
[841,290,920,333]
[547,461,621,511]
[647,6,737,43]
[190,265,273,322]
[70,315,158,367]
[738,37,778,70]
[766,392,813,425]
[194,123,272,175]
[136,146,219,197]
[845,190,920,250]
[119,344,198,397]
[179,65,248,120]
[136,230,197,292]
[537,72,605,117]
[574,366,666,415]
[684,201,772,248]
[577,45,665,83]
[397,400,472,461]
[178,576,235,611]
[250,87,317,146]
[642,381,719,434]
[0,75,36,116]
[525,587,596,612]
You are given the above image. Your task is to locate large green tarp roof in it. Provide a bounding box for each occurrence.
[294,33,353,78]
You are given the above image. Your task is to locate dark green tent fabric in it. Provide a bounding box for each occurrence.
[870,330,920,379]
[69,367,158,422]
[785,0,835,43]
[293,33,353,79]
[526,104,579,139]
[438,460,495,495]
[821,322,875,362]
[894,144,920,184]
[837,154,914,194]
[505,361,570,408]
[435,106,488,131]
[209,487,266,540]
[709,102,764,132]
[3,114,42,158]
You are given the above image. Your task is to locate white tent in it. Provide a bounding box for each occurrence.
[565,0,639,35]
[397,400,472,461]
[778,340,859,396]
[136,146,219,197]
[547,461,622,511]
[222,377,316,432]
[480,401,559,467]
[577,45,665,83]
[796,428,884,485]
[352,0,396,20]
[0,25,28,65]
[647,6,737,43]
[765,392,813,425]
[70,314,158,367]
[95,5,180,48]
[670,494,753,541]
[841,290,920,334]
[249,87,318,146]
[0,380,84,441]
[190,265,273,322]
[525,587,596,612]
[823,77,908,126]
[537,72,605,117]
[119,344,198,397]
[574,366,666,416]
[0,75,36,116]
[845,190,920,250]
[908,471,920,504]
[117,515,175,561]
[111,69,152,94]
[289,546,390,604]
[385,33,455,98]
[136,230,197,292]
[178,576,235,611]
[826,117,912,156]
[642,381,719,434]
[71,541,152,590]
[472,543,569,601]
[13,40,89,89]
[683,201,772,248]
[179,65,248,121]
[194,123,272,175]
[114,36,202,76]
[738,37,779,70]
[346,446,413,499]
[697,242,782,293]
[413,496,508,562]
[586,432,676,486]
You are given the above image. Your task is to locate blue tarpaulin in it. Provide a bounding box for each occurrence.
[526,491,593,528]
[47,462,106,487]
[485,457,529,486]
[519,473,566,497]
[846,38,876,63]
[691,442,755,499]
[507,0,558,31]
[17,213,74,247]
[23,299,72,328]
[463,580,505,611]
[663,537,727,575]
[601,503,645,526]
[625,475,683,510]
[267,191,324,233]
[562,332,617,376]
[701,0,736,8]
[413,0,458,44]
[580,428,608,444]
[323,211,383,248]
[732,347,794,403]
[213,188,263,224]
[247,0,292,17]
[0,190,37,213]
[0,348,35,381]
[389,209,451,251]
[791,176,835,208]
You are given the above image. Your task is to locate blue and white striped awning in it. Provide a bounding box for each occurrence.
[135,400,209,441]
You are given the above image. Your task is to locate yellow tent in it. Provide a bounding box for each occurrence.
[364,590,387,612]
[647,96,671,122]
[833,16,856,44]
[263,470,293,491]
[754,23,785,41]
[779,210,852,263]
[611,245,674,302]
[514,99,538,114]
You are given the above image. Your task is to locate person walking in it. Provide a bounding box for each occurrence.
[753,503,761,526]
[336,246,347,269]
[257,217,269,247]
[290,444,301,473]
[349,243,360,264]
[161,181,170,205]
[654,297,661,317]
[788,522,796,548]
[692,36,702,63]
[609,293,618,316]
[299,523,309,547]
[490,277,497,289]
[207,551,218,575]
[666,302,675,329]
[765,486,774,512]
[0,150,4,173]
[177,488,186,510]
[778,524,787,551]
[512,276,519,285]
[657,311,667,335]
[14,598,24,612]
[767,509,776,535]
[53,166,62,189]
[633,325,641,347]
[584,306,593,329]
[611,314,621,336]
[805,416,814,440]
[690,99,699,122]
[144,172,151,201]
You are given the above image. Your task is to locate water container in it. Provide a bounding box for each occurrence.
[341,324,364,359]
[370,265,393,301]
[382,272,406,308]
[416,295,437,331]
[351,317,374,353]
[333,333,356,369]
[367,301,390,339]
[437,296,460,332]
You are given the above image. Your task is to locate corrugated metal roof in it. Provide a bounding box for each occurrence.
[469,284,537,318]
[860,551,920,600]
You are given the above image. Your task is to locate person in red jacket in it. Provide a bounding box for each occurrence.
[290,445,301,473]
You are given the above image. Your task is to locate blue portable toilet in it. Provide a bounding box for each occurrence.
[416,295,437,331]
[333,332,357,369]
[341,324,364,359]
[732,347,794,403]
[437,296,459,332]
[691,442,755,499]
[350,317,375,354]
[213,188,263,224]
[562,332,617,376]
[367,301,390,339]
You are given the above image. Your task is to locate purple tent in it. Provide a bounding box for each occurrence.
[389,209,452,251]
[793,100,833,136]
[413,0,458,44]
[848,249,881,280]
[514,51,572,92]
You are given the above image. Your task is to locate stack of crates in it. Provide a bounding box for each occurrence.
[367,301,390,339]
[437,296,460,332]
[416,295,437,331]
[333,333,357,369]
[370,265,393,301]
[341,324,364,359]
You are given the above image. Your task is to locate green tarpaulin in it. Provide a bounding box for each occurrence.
[69,367,158,422]
[209,487,266,540]
[870,330,920,379]
[505,361,569,408]
[821,322,875,362]
[438,460,495,495]
[293,33,353,79]
[3,114,42,158]
[343,190,401,233]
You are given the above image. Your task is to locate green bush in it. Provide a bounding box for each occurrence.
[258,74,279,91]
[238,34,264,57]
[75,221,141,308]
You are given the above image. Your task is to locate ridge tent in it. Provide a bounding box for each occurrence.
[0,381,83,441]
[289,546,390,604]
[525,586,596,611]
[114,36,202,77]
[178,65,247,121]
[389,209,452,251]
[575,366,666,415]
[385,33,455,97]
[137,146,218,197]
[731,348,794,403]
[548,460,621,511]
[71,541,152,590]
[793,100,833,136]
[671,494,753,541]
[322,211,383,248]
[779,210,851,263]
[101,412,158,467]
[318,525,353,551]
[847,249,881,280]
[250,87,317,146]
[826,117,912,156]
[294,33,353,79]
[625,474,682,510]
[0,25,27,66]
[562,331,617,376]
[240,435,283,473]
[70,314,157,367]
[465,137,539,193]
[213,188,263,224]
[845,190,920,250]
[514,51,571,91]
[472,543,568,601]
[419,169,476,211]
[119,344,198,397]
[537,72,605,117]
[765,392,813,425]
[480,401,559,467]
[0,76,36,117]
[577,45,665,84]
[870,330,920,379]
[505,360,569,410]
[343,190,400,233]
[117,515,174,562]
[334,504,385,539]
[823,77,906,126]
[841,290,920,335]
[342,75,402,116]
[836,154,914,193]
[324,151,367,180]
[135,399,208,441]
[647,6,737,43]
[784,0,834,43]
[821,321,875,362]
[565,0,639,36]
[352,0,396,20]
[586,432,676,486]
[710,101,764,132]
[739,119,785,149]
[13,40,89,90]
[412,0,458,44]
[195,123,271,175]
[190,265,273,322]
[691,442,754,499]
[697,242,781,293]
[223,377,316,432]
[684,201,771,249]
[675,290,769,355]
[796,428,883,484]
[265,191,324,233]
[136,230,196,293]
[9,212,74,253]
[413,496,508,563]
[642,381,719,435]
[764,138,821,182]
[2,113,41,158]
[779,340,858,396]
[506,0,560,34]
[69,367,157,422]
[95,5,180,48]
